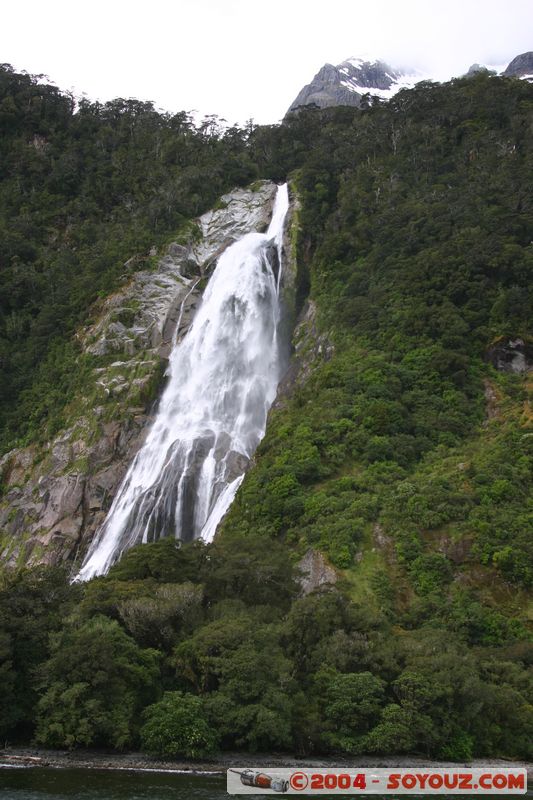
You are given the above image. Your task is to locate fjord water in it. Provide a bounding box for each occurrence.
[5,767,528,800]
[0,766,227,799]
[78,185,289,580]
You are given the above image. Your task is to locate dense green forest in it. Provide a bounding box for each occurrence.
[0,65,532,759]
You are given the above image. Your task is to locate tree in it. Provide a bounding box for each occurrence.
[0,629,17,738]
[175,611,294,752]
[364,704,420,754]
[315,668,385,753]
[201,533,298,609]
[35,616,160,749]
[0,566,78,739]
[141,692,218,758]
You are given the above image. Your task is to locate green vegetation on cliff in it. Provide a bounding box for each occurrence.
[230,74,533,593]
[0,64,258,450]
[0,68,532,759]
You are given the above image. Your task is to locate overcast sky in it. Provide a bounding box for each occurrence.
[2,0,532,125]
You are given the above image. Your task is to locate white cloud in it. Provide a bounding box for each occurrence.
[2,0,532,124]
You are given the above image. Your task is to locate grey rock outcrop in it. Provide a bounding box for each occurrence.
[503,52,533,78]
[467,63,491,76]
[193,183,276,264]
[273,299,335,409]
[84,181,277,361]
[288,63,362,111]
[297,548,337,595]
[0,181,279,571]
[486,337,533,374]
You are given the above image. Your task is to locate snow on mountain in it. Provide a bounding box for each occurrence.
[338,57,427,100]
[287,51,533,115]
[286,56,430,114]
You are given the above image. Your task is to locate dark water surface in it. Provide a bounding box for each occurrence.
[0,766,228,800]
[0,765,530,800]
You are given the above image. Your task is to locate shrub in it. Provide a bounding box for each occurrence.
[141,691,218,759]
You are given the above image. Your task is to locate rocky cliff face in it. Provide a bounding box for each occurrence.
[0,181,280,571]
[287,56,422,113]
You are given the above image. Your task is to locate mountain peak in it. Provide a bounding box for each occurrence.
[344,53,387,67]
[287,49,533,116]
[287,55,422,115]
[503,51,533,79]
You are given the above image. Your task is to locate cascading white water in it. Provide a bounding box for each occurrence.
[77,184,289,580]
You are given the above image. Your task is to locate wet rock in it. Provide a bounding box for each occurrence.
[193,182,277,265]
[223,450,250,483]
[274,299,334,408]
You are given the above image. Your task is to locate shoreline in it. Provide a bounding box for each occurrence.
[1,747,532,780]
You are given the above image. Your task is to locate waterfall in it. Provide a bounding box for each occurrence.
[77,184,289,580]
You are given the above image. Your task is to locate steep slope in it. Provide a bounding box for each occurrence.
[228,72,533,651]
